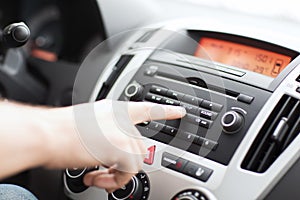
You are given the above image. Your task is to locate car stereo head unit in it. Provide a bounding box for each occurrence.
[64,18,300,200]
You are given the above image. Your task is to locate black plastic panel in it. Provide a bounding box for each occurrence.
[119,60,271,165]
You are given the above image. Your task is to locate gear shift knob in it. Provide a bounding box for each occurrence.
[1,22,30,49]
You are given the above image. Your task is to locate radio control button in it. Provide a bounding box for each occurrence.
[166,90,185,100]
[148,121,164,132]
[145,93,164,104]
[199,109,218,120]
[162,98,180,106]
[237,94,254,104]
[180,103,198,114]
[185,114,202,125]
[163,126,178,136]
[150,85,168,95]
[201,100,223,112]
[183,95,202,106]
[184,114,213,129]
[177,131,199,143]
[199,119,213,129]
[144,66,158,76]
[195,137,218,151]
[221,111,244,133]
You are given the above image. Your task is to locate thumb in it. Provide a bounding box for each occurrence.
[127,102,186,124]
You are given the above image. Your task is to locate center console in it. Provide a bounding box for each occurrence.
[63,18,300,200]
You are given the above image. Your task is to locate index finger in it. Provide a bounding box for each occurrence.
[127,102,186,124]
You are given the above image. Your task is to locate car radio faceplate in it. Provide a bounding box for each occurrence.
[118,55,271,166]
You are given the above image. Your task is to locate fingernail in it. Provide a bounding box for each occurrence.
[172,106,186,116]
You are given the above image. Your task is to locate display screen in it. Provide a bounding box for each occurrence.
[194,37,292,78]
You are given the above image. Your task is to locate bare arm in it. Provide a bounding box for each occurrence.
[0,101,51,178]
[0,100,185,191]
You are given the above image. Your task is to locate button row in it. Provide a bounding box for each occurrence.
[161,152,213,182]
[146,93,215,129]
[145,93,180,106]
[147,121,218,151]
[184,114,213,129]
[150,85,223,112]
[148,121,178,136]
[177,131,218,151]
[180,103,218,120]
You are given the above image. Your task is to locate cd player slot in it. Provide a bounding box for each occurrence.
[176,59,246,77]
[156,71,240,99]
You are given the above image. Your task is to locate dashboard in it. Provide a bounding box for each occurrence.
[1,0,300,200]
[63,4,300,200]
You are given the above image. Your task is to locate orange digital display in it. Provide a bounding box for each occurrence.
[194,37,292,78]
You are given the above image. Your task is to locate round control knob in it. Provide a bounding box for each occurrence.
[65,166,98,193]
[112,176,142,200]
[2,22,30,48]
[221,111,244,133]
[124,82,143,101]
[109,171,150,200]
[172,189,209,200]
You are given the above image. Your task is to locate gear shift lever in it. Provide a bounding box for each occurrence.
[0,22,30,53]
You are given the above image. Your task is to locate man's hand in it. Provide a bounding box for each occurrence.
[0,99,185,192]
[81,100,186,192]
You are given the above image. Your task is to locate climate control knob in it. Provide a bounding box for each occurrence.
[221,111,244,133]
[111,176,142,200]
[109,171,150,200]
[124,82,143,101]
[172,189,209,200]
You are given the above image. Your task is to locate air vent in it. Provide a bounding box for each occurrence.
[242,95,300,173]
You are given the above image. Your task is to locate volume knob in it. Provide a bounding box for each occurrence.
[221,111,244,133]
[124,82,143,101]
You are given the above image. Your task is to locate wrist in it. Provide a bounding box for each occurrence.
[41,105,97,169]
[40,106,74,169]
[23,105,56,168]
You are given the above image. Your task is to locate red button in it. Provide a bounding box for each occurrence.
[144,145,156,165]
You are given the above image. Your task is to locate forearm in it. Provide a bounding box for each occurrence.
[0,101,51,179]
[0,100,100,180]
[0,99,185,191]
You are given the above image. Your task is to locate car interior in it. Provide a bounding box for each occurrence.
[1,0,300,199]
